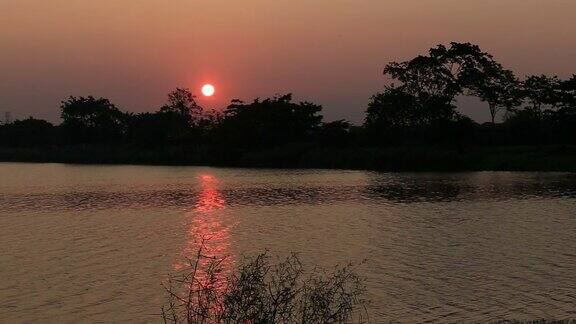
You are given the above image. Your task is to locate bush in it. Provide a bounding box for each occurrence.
[161,246,368,323]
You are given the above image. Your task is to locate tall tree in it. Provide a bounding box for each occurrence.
[431,43,524,125]
[430,42,495,81]
[383,42,503,125]
[384,54,459,113]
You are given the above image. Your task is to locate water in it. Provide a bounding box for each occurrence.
[1,163,575,323]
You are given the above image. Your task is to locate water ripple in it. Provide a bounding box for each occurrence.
[0,164,575,322]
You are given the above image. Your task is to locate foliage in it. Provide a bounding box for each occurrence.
[364,85,459,145]
[384,42,521,125]
[126,88,209,146]
[126,111,191,146]
[557,75,576,111]
[216,94,323,149]
[464,61,521,124]
[317,120,353,147]
[521,75,561,113]
[161,248,368,324]
[365,85,418,130]
[2,42,576,160]
[160,88,203,127]
[60,96,127,144]
[366,85,457,128]
[0,117,57,147]
[382,42,495,102]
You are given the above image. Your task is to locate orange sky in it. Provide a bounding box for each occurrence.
[1,0,576,123]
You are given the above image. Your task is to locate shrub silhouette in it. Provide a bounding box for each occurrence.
[161,247,368,324]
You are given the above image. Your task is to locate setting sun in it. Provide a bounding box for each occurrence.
[201,84,215,97]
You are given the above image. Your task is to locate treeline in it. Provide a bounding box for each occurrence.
[0,92,328,150]
[1,42,575,168]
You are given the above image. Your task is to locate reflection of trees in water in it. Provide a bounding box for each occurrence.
[176,174,234,284]
[3,173,576,213]
[364,177,464,203]
[363,173,576,203]
[222,186,327,206]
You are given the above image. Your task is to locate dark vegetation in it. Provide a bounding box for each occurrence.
[2,42,576,171]
[161,247,367,323]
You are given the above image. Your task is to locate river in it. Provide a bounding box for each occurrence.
[1,163,575,322]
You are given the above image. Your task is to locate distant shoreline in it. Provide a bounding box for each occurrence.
[2,145,576,172]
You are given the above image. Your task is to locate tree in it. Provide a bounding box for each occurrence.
[160,88,202,127]
[385,42,525,125]
[557,75,576,111]
[126,111,191,146]
[464,61,521,124]
[384,55,459,102]
[217,94,323,149]
[429,42,495,84]
[126,88,205,146]
[365,85,419,130]
[383,54,458,121]
[364,85,459,145]
[521,75,561,115]
[60,96,127,144]
[0,117,57,147]
[382,42,502,127]
[317,120,352,147]
[384,42,497,107]
[553,75,576,143]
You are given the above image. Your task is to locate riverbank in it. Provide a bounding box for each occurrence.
[1,145,576,172]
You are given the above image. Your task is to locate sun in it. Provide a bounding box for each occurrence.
[201,84,215,97]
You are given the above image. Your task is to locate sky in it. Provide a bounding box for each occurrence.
[1,0,576,124]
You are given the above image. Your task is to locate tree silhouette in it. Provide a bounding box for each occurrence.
[384,42,525,125]
[217,94,323,149]
[384,43,497,108]
[463,61,521,124]
[0,117,57,147]
[554,75,576,143]
[127,112,190,146]
[558,75,576,111]
[365,85,419,130]
[384,55,458,112]
[3,41,576,164]
[60,96,127,144]
[430,42,495,84]
[125,88,206,146]
[160,88,202,127]
[382,42,508,128]
[317,120,352,147]
[364,85,458,144]
[521,75,561,116]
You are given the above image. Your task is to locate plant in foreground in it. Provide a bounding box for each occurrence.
[161,246,368,323]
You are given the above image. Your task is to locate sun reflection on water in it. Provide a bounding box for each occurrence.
[176,173,235,276]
